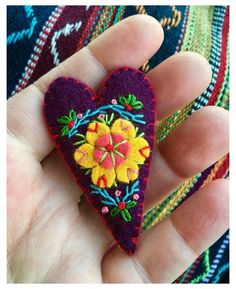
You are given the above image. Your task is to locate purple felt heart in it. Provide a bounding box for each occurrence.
[44,67,156,255]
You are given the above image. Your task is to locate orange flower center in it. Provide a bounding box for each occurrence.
[94,133,130,169]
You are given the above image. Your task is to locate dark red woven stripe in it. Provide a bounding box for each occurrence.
[29,6,96,85]
[213,153,229,180]
[208,6,229,105]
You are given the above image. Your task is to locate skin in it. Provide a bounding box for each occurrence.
[7,15,229,283]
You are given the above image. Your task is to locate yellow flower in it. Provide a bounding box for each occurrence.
[74,118,150,188]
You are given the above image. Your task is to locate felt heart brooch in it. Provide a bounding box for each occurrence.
[44,67,156,255]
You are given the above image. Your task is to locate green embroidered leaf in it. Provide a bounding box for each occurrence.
[126,200,137,209]
[107,113,115,125]
[61,125,69,136]
[85,169,92,175]
[105,114,108,123]
[73,140,86,146]
[75,133,85,138]
[57,116,70,124]
[132,101,143,109]
[97,117,106,124]
[69,109,77,120]
[137,132,145,138]
[121,209,131,222]
[118,94,143,110]
[110,207,120,217]
[127,94,132,103]
[118,96,127,105]
[128,94,137,104]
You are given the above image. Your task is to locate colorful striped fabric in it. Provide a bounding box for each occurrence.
[7,5,229,283]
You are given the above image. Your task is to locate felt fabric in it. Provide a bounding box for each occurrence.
[8,5,229,282]
[44,67,156,254]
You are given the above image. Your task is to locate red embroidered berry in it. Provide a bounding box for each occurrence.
[68,120,74,128]
[124,104,132,111]
[118,202,126,210]
[106,144,114,152]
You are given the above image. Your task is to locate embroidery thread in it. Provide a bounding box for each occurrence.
[57,98,145,138]
[90,181,139,222]
[73,118,150,188]
[118,94,144,111]
[56,94,150,189]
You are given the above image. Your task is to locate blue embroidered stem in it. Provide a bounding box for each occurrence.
[90,185,117,206]
[68,104,145,137]
[122,180,139,202]
[90,181,139,208]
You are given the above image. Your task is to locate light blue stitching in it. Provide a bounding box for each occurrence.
[122,180,139,202]
[90,181,139,206]
[101,200,116,206]
[68,104,145,137]
[7,6,37,45]
[212,263,229,283]
[90,185,117,206]
[115,195,120,203]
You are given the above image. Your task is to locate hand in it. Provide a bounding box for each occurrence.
[7,15,229,283]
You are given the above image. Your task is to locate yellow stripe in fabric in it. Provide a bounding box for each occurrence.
[201,155,228,188]
[135,5,147,14]
[180,6,213,58]
[142,175,200,229]
[156,102,193,143]
[159,6,182,30]
[191,7,213,58]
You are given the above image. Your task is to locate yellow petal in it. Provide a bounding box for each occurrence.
[111,118,136,140]
[86,121,110,145]
[128,137,150,164]
[74,144,97,168]
[116,159,139,183]
[91,165,116,188]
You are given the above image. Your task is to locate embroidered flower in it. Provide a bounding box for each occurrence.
[74,118,150,188]
[91,181,139,222]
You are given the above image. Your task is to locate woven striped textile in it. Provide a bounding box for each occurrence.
[7,5,229,283]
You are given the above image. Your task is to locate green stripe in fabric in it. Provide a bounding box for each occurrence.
[190,250,211,283]
[112,6,125,24]
[142,174,200,231]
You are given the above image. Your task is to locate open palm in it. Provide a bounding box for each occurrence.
[7,15,229,283]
